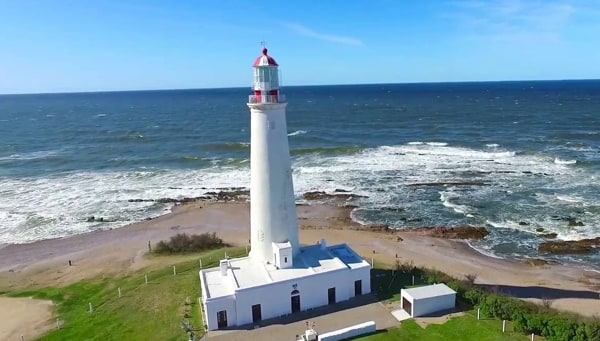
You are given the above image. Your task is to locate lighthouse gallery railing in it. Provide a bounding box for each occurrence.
[248,94,287,104]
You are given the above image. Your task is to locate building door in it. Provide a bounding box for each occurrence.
[402,297,412,316]
[291,295,301,313]
[216,310,227,329]
[252,304,262,323]
[328,287,336,305]
[354,280,362,296]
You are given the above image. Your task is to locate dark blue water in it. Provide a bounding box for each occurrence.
[1,81,599,268]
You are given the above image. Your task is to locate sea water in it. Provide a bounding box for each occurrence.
[1,81,599,268]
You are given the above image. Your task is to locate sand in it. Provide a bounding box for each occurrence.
[0,297,54,340]
[0,201,599,338]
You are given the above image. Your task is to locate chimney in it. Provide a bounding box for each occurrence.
[219,260,228,276]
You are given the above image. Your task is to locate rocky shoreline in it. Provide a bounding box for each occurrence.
[85,188,598,257]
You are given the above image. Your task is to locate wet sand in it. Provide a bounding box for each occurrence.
[0,201,599,322]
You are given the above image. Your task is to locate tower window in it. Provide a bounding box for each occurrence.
[284,256,288,263]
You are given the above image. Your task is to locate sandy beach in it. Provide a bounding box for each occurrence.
[1,201,599,339]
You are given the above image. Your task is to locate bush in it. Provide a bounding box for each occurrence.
[153,232,228,254]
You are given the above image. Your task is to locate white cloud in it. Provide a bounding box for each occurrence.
[282,22,363,46]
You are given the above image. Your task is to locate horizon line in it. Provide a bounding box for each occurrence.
[1,78,599,96]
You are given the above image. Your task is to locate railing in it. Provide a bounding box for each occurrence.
[248,94,287,104]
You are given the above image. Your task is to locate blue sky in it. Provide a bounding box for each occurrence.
[1,0,599,94]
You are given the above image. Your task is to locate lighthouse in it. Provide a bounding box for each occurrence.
[247,47,299,265]
[199,48,371,332]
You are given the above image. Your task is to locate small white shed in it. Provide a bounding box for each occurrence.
[400,283,456,317]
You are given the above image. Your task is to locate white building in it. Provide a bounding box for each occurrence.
[400,284,456,318]
[199,48,371,331]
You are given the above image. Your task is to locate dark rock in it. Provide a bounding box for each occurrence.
[334,189,350,193]
[539,237,600,254]
[368,224,390,232]
[128,198,153,202]
[535,227,544,232]
[410,226,489,240]
[302,191,367,201]
[523,258,550,266]
[377,207,405,213]
[540,233,558,239]
[518,221,529,226]
[407,181,489,187]
[567,218,584,227]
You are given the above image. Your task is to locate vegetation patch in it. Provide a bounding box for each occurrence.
[153,232,229,254]
[356,312,530,341]
[8,247,245,341]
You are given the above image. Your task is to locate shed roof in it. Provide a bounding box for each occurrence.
[402,283,456,300]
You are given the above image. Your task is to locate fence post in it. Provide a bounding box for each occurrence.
[56,318,60,329]
[502,320,506,333]
[371,258,374,269]
[89,302,93,313]
[145,274,148,284]
[412,275,415,286]
[199,259,202,269]
[173,266,177,276]
[477,308,480,320]
[531,333,534,341]
[118,287,122,298]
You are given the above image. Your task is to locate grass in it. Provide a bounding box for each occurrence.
[355,311,542,341]
[8,247,246,341]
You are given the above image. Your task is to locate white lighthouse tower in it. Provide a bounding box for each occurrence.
[199,48,371,332]
[247,47,299,265]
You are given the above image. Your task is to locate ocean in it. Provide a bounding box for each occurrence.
[1,81,599,269]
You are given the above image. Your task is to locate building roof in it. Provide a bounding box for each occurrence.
[253,48,278,67]
[201,243,369,299]
[402,283,456,300]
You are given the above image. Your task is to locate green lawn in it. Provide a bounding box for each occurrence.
[355,311,541,341]
[8,247,246,341]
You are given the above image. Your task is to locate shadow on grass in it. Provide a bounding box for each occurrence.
[478,284,600,300]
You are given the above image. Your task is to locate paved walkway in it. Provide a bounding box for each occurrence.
[204,295,398,341]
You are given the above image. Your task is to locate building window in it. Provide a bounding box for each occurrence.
[284,256,288,263]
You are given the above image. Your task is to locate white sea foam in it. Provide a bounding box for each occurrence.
[0,150,62,161]
[1,142,598,246]
[426,142,447,146]
[485,144,499,148]
[288,130,307,136]
[554,158,577,165]
[556,195,583,203]
[465,241,505,259]
[439,190,472,216]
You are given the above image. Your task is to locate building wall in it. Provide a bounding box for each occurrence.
[234,268,351,327]
[412,294,456,317]
[203,264,371,330]
[204,296,237,331]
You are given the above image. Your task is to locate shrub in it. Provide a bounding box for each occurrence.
[153,232,228,254]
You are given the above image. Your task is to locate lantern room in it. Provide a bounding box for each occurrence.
[250,48,285,104]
